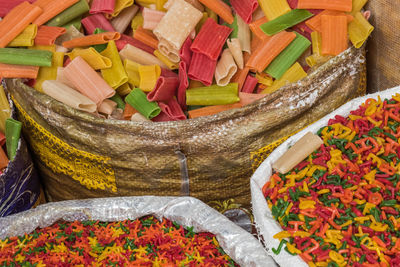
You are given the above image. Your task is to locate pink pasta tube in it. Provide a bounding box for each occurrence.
[188,52,217,86]
[63,56,115,106]
[177,61,189,110]
[142,7,165,30]
[180,37,193,66]
[190,18,232,60]
[241,75,258,93]
[230,0,259,24]
[115,34,155,54]
[90,0,115,14]
[81,13,115,35]
[147,76,179,102]
[156,98,186,121]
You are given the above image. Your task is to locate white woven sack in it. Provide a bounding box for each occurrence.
[251,86,400,266]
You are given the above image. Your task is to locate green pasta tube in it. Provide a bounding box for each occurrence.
[0,48,53,67]
[260,9,314,36]
[46,0,89,27]
[186,83,240,106]
[265,33,311,79]
[110,94,126,110]
[93,28,108,53]
[61,16,82,31]
[224,15,239,39]
[5,118,22,161]
[125,88,161,119]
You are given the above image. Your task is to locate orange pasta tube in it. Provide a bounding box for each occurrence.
[246,31,296,72]
[198,0,234,24]
[133,26,159,50]
[35,26,66,46]
[305,10,353,32]
[62,32,121,48]
[249,17,270,41]
[321,15,348,56]
[0,63,39,79]
[188,103,242,119]
[33,0,79,26]
[231,67,249,91]
[0,2,43,48]
[298,0,352,12]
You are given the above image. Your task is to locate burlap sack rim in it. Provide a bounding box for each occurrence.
[11,46,360,130]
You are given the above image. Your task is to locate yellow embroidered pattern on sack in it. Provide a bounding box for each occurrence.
[12,98,117,193]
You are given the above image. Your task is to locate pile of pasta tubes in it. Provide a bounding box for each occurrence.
[0,0,374,122]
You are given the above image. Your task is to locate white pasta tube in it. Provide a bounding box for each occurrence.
[154,0,203,63]
[237,15,251,53]
[215,49,238,87]
[42,80,97,113]
[131,112,151,122]
[227,38,244,69]
[111,4,139,33]
[119,44,168,68]
[98,99,117,115]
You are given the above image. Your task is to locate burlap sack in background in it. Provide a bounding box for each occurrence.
[5,47,366,213]
[366,1,400,92]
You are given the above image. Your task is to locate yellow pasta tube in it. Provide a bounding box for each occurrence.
[262,62,307,94]
[116,82,132,96]
[34,52,65,92]
[348,12,374,49]
[111,0,134,17]
[311,31,322,56]
[156,0,168,11]
[100,40,129,89]
[256,73,273,86]
[258,0,291,21]
[305,54,331,67]
[67,48,112,70]
[131,11,144,32]
[29,44,56,52]
[351,0,368,15]
[215,49,238,86]
[0,86,11,134]
[138,65,161,92]
[154,49,179,70]
[124,59,141,87]
[136,0,156,7]
[7,25,37,47]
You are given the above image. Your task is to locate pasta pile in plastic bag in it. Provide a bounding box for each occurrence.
[0,0,373,122]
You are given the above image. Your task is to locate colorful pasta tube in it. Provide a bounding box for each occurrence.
[119,44,167,68]
[246,31,296,72]
[188,52,217,86]
[98,99,117,115]
[116,34,155,54]
[0,2,43,48]
[147,76,179,102]
[177,61,189,109]
[0,63,39,79]
[124,59,141,87]
[227,39,244,69]
[34,51,64,92]
[131,112,150,122]
[231,66,250,91]
[157,98,186,121]
[153,50,179,70]
[265,33,311,79]
[188,103,242,119]
[351,0,368,14]
[249,17,270,41]
[0,0,34,17]
[180,37,193,66]
[0,86,11,134]
[0,48,53,67]
[131,10,144,32]
[134,26,159,50]
[260,9,314,36]
[262,62,307,94]
[348,12,374,49]
[46,0,90,27]
[230,0,258,24]
[311,31,322,56]
[239,92,266,105]
[81,14,116,35]
[186,83,240,106]
[321,14,348,55]
[215,49,238,87]
[138,65,161,92]
[123,102,137,120]
[33,0,79,26]
[100,40,128,89]
[142,7,165,30]
[125,88,161,119]
[35,26,66,46]
[297,0,352,12]
[153,0,203,63]
[110,0,134,18]
[62,32,121,48]
[56,67,76,88]
[305,10,353,33]
[5,118,22,161]
[42,80,97,113]
[198,0,234,24]
[116,82,132,96]
[241,75,258,93]
[191,18,232,61]
[236,15,251,53]
[257,0,291,21]
[90,0,115,14]
[67,47,112,69]
[111,4,139,33]
[7,24,38,47]
[109,93,126,110]
[63,56,115,105]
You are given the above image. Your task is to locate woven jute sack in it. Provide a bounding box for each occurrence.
[5,46,366,211]
[0,93,42,217]
[366,1,400,92]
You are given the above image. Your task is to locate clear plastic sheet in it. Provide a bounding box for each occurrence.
[251,86,400,266]
[0,196,276,267]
